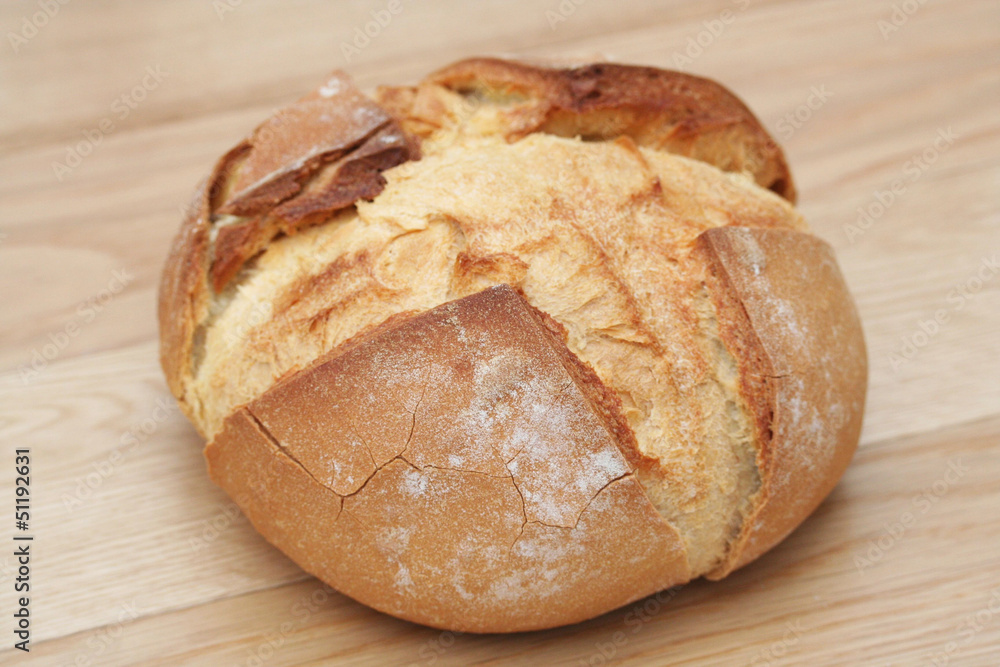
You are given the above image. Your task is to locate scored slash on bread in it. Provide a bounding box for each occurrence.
[159,58,866,632]
[694,227,866,577]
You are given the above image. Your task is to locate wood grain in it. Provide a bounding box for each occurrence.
[0,0,997,664]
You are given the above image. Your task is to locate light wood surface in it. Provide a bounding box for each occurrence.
[1,0,998,665]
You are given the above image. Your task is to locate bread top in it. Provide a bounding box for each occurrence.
[160,59,794,409]
[159,59,865,608]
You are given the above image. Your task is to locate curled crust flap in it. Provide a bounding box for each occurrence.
[378,57,794,201]
[205,285,690,632]
[158,72,415,400]
[210,71,415,292]
[695,227,867,576]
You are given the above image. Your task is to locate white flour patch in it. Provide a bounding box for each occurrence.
[401,467,428,496]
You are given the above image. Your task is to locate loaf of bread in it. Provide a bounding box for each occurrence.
[159,58,867,632]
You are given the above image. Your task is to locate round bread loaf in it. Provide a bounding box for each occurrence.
[159,58,867,632]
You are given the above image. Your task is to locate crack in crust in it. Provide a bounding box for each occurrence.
[205,286,691,632]
[693,226,867,577]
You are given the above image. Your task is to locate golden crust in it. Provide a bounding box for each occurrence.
[160,57,796,410]
[159,58,866,632]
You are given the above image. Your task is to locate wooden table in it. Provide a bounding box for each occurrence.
[1,0,998,664]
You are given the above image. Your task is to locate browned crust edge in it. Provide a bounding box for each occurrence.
[158,141,249,416]
[421,57,795,201]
